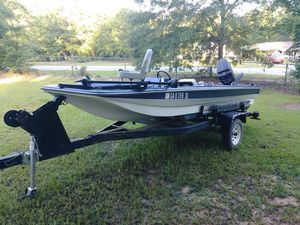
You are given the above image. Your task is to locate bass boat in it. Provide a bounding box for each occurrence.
[42,49,260,124]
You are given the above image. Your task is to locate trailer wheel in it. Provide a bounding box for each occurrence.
[222,118,243,151]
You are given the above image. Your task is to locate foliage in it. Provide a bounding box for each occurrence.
[30,11,81,60]
[275,0,300,15]
[125,10,178,67]
[244,6,294,43]
[0,0,298,71]
[1,2,84,69]
[0,0,31,72]
[0,36,31,72]
[0,0,13,38]
[291,62,300,80]
[91,10,131,58]
[251,50,273,68]
[290,42,300,80]
[78,66,89,76]
[275,0,300,80]
[129,0,264,67]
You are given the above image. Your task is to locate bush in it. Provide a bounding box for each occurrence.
[291,60,300,80]
[78,66,89,76]
[0,37,31,73]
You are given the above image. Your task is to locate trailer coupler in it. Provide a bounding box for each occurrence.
[3,96,74,162]
[2,96,74,196]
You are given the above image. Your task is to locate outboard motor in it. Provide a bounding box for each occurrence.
[216,58,235,85]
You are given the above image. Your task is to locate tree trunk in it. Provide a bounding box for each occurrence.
[218,0,226,60]
[218,43,224,60]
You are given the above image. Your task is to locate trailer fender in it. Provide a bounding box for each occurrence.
[218,111,248,127]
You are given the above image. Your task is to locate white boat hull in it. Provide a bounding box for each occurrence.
[43,86,259,123]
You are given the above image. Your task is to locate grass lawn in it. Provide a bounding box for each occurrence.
[0,75,299,224]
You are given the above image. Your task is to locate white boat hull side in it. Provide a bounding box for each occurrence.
[104,95,257,117]
[59,93,154,122]
[45,89,258,123]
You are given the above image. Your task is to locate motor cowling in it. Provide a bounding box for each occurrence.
[216,58,235,85]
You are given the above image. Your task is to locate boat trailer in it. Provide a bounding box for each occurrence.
[0,96,259,197]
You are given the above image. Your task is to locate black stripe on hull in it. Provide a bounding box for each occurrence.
[43,86,260,100]
[95,88,260,99]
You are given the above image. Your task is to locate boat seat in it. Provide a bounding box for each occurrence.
[118,70,142,80]
[144,77,163,83]
[119,49,153,80]
[178,79,197,86]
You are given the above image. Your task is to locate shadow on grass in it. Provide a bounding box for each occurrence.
[12,132,229,223]
[33,131,232,199]
[1,120,299,224]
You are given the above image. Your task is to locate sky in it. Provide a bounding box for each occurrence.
[18,0,142,27]
[18,0,257,25]
[19,0,140,17]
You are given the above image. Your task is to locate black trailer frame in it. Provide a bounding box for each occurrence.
[0,96,259,197]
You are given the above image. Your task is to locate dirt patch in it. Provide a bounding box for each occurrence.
[280,103,300,110]
[267,196,299,207]
[262,215,289,225]
[0,75,26,84]
[181,186,191,194]
[241,79,300,95]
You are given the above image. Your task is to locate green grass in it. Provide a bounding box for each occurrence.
[0,75,299,224]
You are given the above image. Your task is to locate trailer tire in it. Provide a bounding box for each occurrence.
[222,118,243,151]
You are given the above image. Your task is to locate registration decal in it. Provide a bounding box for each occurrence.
[165,92,189,99]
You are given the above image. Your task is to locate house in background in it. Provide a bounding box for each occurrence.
[253,41,293,56]
[287,41,300,61]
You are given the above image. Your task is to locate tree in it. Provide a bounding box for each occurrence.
[0,0,32,71]
[31,11,81,60]
[91,10,131,58]
[244,6,293,43]
[0,0,13,38]
[275,0,300,79]
[134,0,262,65]
[125,11,175,66]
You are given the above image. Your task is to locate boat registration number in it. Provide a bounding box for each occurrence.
[165,92,189,99]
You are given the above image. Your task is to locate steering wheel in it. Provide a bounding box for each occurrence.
[156,70,171,80]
